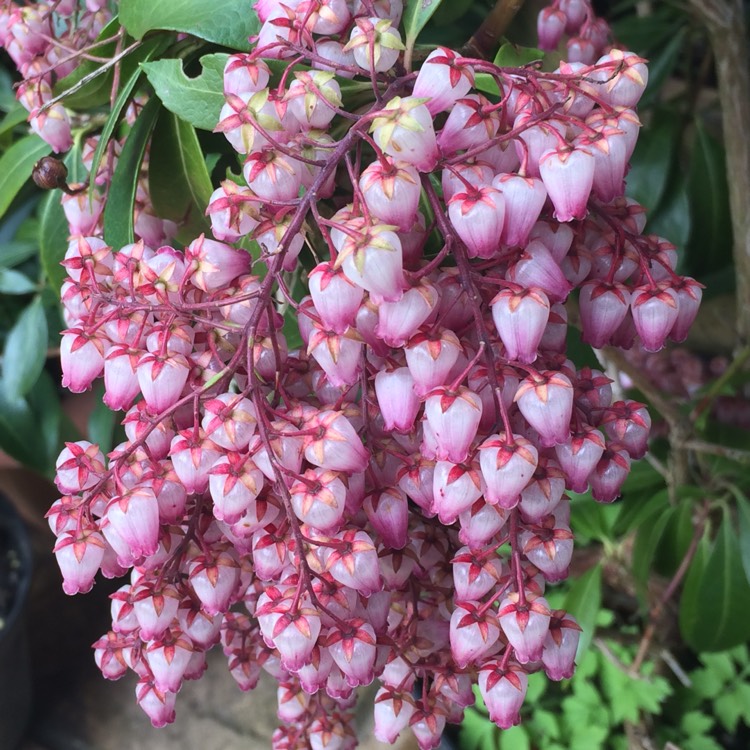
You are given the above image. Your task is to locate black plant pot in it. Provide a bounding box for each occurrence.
[0,492,33,749]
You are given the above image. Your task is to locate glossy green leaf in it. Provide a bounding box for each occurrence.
[0,106,29,139]
[103,98,161,247]
[474,74,500,97]
[0,134,50,219]
[1,296,48,399]
[632,505,676,601]
[733,489,750,585]
[647,169,690,251]
[0,268,37,294]
[26,368,62,475]
[149,110,212,238]
[493,42,544,68]
[686,119,733,276]
[88,382,117,455]
[680,509,750,652]
[0,389,48,472]
[0,68,17,112]
[87,41,165,193]
[564,563,602,659]
[142,54,228,131]
[403,0,445,49]
[0,240,37,268]
[39,191,68,294]
[120,0,259,50]
[639,26,686,107]
[612,486,668,536]
[626,108,680,213]
[653,494,697,576]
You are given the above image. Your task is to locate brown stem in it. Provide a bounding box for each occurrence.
[630,501,709,674]
[687,0,750,346]
[462,0,529,60]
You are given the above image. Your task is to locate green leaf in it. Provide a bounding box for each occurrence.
[148,110,212,237]
[570,495,618,543]
[0,389,48,472]
[653,493,698,577]
[0,106,29,139]
[88,383,117,455]
[599,657,672,725]
[1,297,48,399]
[612,486,669,536]
[142,54,228,131]
[103,98,161,247]
[699,651,736,683]
[626,108,680,213]
[87,41,165,194]
[0,134,51,220]
[0,268,37,295]
[39,191,68,294]
[0,240,37,268]
[499,726,530,750]
[564,563,602,659]
[714,688,746,733]
[403,0,445,50]
[632,505,675,601]
[681,710,714,738]
[459,709,497,750]
[639,27,686,108]
[493,42,544,68]
[686,119,732,277]
[680,509,750,652]
[474,74,501,97]
[120,0,259,50]
[531,709,561,740]
[26,368,62,475]
[734,490,750,584]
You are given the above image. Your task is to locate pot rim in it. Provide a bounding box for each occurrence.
[0,492,33,640]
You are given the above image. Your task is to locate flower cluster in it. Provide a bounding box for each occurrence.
[3,0,703,748]
[0,0,111,152]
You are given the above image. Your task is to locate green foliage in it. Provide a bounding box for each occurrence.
[1,296,48,399]
[562,563,601,659]
[149,110,213,239]
[103,98,161,247]
[403,0,445,56]
[119,0,259,50]
[679,506,750,652]
[142,54,228,131]
[461,634,674,750]
[0,135,51,219]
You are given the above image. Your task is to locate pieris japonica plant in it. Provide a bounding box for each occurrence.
[1,0,704,747]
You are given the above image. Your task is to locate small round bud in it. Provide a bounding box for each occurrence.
[33,156,68,191]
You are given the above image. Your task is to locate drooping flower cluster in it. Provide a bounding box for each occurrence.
[2,0,704,748]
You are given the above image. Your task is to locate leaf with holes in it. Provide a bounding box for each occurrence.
[142,54,228,131]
